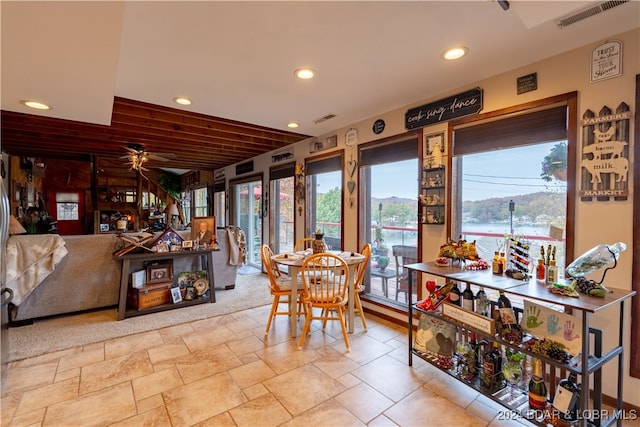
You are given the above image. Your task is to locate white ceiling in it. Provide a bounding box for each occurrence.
[2,1,639,138]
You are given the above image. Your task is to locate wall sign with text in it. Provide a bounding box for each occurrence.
[405,88,483,130]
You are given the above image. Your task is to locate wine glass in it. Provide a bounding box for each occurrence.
[502,354,523,403]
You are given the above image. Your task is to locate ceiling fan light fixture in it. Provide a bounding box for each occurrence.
[442,46,468,61]
[21,100,51,110]
[294,67,315,80]
[173,97,192,106]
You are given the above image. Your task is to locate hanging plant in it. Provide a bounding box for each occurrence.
[159,172,181,199]
[540,142,568,182]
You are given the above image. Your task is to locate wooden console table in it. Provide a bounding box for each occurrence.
[114,249,216,320]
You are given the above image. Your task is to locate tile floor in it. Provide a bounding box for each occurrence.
[2,307,637,427]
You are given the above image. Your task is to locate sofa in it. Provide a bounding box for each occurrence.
[8,227,240,323]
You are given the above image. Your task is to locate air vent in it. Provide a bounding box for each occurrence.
[313,114,337,124]
[555,0,628,28]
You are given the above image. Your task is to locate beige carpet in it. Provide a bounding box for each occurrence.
[7,272,272,362]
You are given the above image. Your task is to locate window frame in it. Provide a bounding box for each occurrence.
[448,92,578,267]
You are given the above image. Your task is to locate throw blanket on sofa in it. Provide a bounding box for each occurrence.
[226,226,247,266]
[6,234,68,306]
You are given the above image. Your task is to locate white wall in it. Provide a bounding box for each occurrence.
[223,28,639,407]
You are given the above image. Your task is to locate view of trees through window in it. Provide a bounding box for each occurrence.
[457,141,568,272]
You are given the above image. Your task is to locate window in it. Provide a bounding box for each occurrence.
[450,95,577,279]
[269,162,295,254]
[55,192,79,220]
[305,154,343,249]
[359,136,420,305]
[193,187,208,218]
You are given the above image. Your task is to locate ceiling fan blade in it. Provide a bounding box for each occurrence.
[147,154,171,162]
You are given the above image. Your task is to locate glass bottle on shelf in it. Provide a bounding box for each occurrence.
[492,251,503,275]
[546,260,557,285]
[475,286,489,316]
[498,291,517,329]
[553,371,580,423]
[528,358,548,410]
[449,282,461,306]
[482,341,503,391]
[461,283,474,311]
[536,258,546,281]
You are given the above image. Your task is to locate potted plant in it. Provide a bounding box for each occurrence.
[540,142,567,182]
[374,225,389,256]
[376,255,390,272]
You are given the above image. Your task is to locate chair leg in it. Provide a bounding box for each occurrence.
[337,306,350,352]
[265,295,280,335]
[298,308,312,350]
[355,293,367,331]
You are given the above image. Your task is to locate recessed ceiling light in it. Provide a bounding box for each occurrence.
[21,100,51,110]
[287,122,299,128]
[294,68,315,79]
[173,97,192,105]
[442,46,468,61]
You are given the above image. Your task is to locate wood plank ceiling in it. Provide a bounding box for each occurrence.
[1,97,310,172]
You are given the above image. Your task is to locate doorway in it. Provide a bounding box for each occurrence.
[229,176,263,268]
[48,190,84,235]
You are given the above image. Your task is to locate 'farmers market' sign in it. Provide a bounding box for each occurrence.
[405,88,483,130]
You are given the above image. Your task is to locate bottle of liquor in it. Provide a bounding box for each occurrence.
[461,283,474,311]
[553,371,580,422]
[468,333,481,376]
[475,286,489,316]
[536,258,546,281]
[528,358,548,410]
[499,252,507,271]
[492,251,503,275]
[546,260,557,285]
[497,291,517,329]
[483,341,503,390]
[449,282,461,306]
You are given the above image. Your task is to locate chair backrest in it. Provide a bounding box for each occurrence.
[294,237,315,252]
[392,245,418,281]
[301,253,349,305]
[260,244,283,292]
[354,243,372,291]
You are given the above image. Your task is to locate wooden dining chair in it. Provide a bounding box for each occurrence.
[260,244,305,336]
[353,243,372,330]
[298,252,350,351]
[293,237,315,252]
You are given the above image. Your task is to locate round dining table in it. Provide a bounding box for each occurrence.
[271,250,367,338]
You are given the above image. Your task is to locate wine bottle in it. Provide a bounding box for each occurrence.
[449,282,461,306]
[497,291,517,329]
[528,358,547,410]
[461,282,474,311]
[553,371,580,422]
[482,341,503,390]
[475,286,489,316]
[468,333,480,376]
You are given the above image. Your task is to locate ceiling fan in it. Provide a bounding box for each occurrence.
[121,144,175,174]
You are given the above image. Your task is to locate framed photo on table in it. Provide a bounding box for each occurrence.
[191,216,216,245]
[146,262,173,284]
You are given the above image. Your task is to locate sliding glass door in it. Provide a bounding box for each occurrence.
[229,175,263,268]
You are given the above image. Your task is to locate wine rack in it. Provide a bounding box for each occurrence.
[405,262,635,427]
[508,237,531,275]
